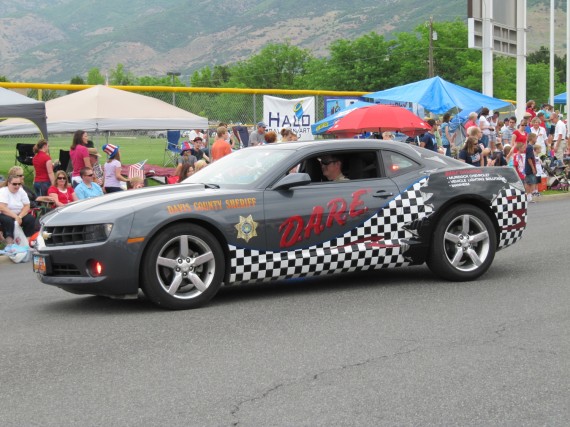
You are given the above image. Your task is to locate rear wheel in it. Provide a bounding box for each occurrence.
[427,204,496,281]
[141,224,225,309]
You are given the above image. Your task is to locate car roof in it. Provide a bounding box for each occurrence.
[259,139,397,151]
[256,138,465,170]
[258,138,424,156]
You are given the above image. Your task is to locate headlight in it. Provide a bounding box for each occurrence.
[84,224,113,241]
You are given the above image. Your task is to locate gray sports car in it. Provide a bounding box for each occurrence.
[33,140,528,309]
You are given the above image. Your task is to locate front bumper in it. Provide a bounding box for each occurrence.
[35,216,142,297]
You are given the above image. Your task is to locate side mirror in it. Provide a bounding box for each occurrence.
[272,173,311,190]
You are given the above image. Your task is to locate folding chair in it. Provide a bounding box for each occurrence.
[15,143,36,178]
[163,130,181,167]
[53,149,71,174]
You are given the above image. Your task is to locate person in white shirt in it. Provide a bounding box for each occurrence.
[0,174,35,244]
[488,111,500,149]
[551,113,567,162]
[477,107,493,148]
[529,117,548,156]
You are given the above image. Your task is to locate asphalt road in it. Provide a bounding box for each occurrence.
[1,197,569,426]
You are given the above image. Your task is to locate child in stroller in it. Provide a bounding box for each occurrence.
[541,155,569,191]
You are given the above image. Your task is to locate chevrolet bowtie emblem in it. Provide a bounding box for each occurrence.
[41,231,52,240]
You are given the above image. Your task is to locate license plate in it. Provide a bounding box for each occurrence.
[33,254,47,274]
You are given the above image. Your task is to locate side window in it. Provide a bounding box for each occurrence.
[299,150,380,183]
[382,151,421,178]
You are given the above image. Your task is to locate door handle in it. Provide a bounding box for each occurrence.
[372,190,394,199]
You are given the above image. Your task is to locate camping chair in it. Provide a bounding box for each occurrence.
[53,150,71,174]
[163,130,181,167]
[15,143,36,178]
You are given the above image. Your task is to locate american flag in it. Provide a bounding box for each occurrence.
[128,159,147,179]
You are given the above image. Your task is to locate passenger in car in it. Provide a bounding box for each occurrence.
[320,155,349,182]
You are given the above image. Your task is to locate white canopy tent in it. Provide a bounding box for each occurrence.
[0,85,207,135]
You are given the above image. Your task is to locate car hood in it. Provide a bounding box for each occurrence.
[41,184,248,224]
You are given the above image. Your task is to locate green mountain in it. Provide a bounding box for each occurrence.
[0,0,564,83]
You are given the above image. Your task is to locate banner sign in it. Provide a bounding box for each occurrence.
[263,95,315,141]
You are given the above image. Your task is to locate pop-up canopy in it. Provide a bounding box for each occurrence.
[0,87,47,137]
[362,76,511,114]
[0,85,208,135]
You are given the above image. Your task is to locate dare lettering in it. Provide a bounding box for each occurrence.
[278,189,370,248]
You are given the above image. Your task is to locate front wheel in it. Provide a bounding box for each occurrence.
[141,224,225,309]
[427,204,496,281]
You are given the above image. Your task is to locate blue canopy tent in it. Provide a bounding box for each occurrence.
[362,76,511,114]
[311,100,373,135]
[554,92,566,104]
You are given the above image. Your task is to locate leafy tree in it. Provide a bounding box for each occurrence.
[227,41,313,89]
[136,75,178,103]
[0,75,8,82]
[212,65,231,86]
[302,33,397,91]
[69,75,85,85]
[67,75,85,94]
[191,65,232,87]
[109,64,137,86]
[87,68,105,85]
[493,56,517,101]
[190,67,214,87]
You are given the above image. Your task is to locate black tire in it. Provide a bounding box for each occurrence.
[427,204,496,281]
[141,224,225,309]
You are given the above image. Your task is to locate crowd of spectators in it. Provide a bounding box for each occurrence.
[399,101,570,203]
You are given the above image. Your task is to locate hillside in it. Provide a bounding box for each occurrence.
[0,0,565,83]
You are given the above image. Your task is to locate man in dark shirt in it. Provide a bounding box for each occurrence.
[190,137,210,163]
[524,137,538,202]
[420,119,437,152]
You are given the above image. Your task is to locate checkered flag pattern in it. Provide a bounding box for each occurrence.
[491,185,527,249]
[228,179,434,285]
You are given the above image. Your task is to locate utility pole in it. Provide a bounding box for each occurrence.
[167,71,180,106]
[428,17,434,78]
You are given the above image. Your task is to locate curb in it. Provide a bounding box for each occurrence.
[541,191,570,200]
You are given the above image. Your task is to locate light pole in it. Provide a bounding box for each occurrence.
[167,71,180,105]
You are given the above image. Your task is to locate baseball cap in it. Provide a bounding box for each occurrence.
[257,121,267,128]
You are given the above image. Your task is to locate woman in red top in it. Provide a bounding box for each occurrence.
[511,120,528,145]
[70,130,91,187]
[525,100,537,119]
[32,139,55,196]
[48,171,78,207]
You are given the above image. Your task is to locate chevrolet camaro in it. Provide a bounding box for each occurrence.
[33,140,528,309]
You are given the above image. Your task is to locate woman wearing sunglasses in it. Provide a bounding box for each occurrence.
[0,174,36,245]
[47,171,78,207]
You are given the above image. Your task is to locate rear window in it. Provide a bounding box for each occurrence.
[382,150,421,177]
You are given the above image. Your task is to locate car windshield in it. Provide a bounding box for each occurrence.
[183,148,292,187]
